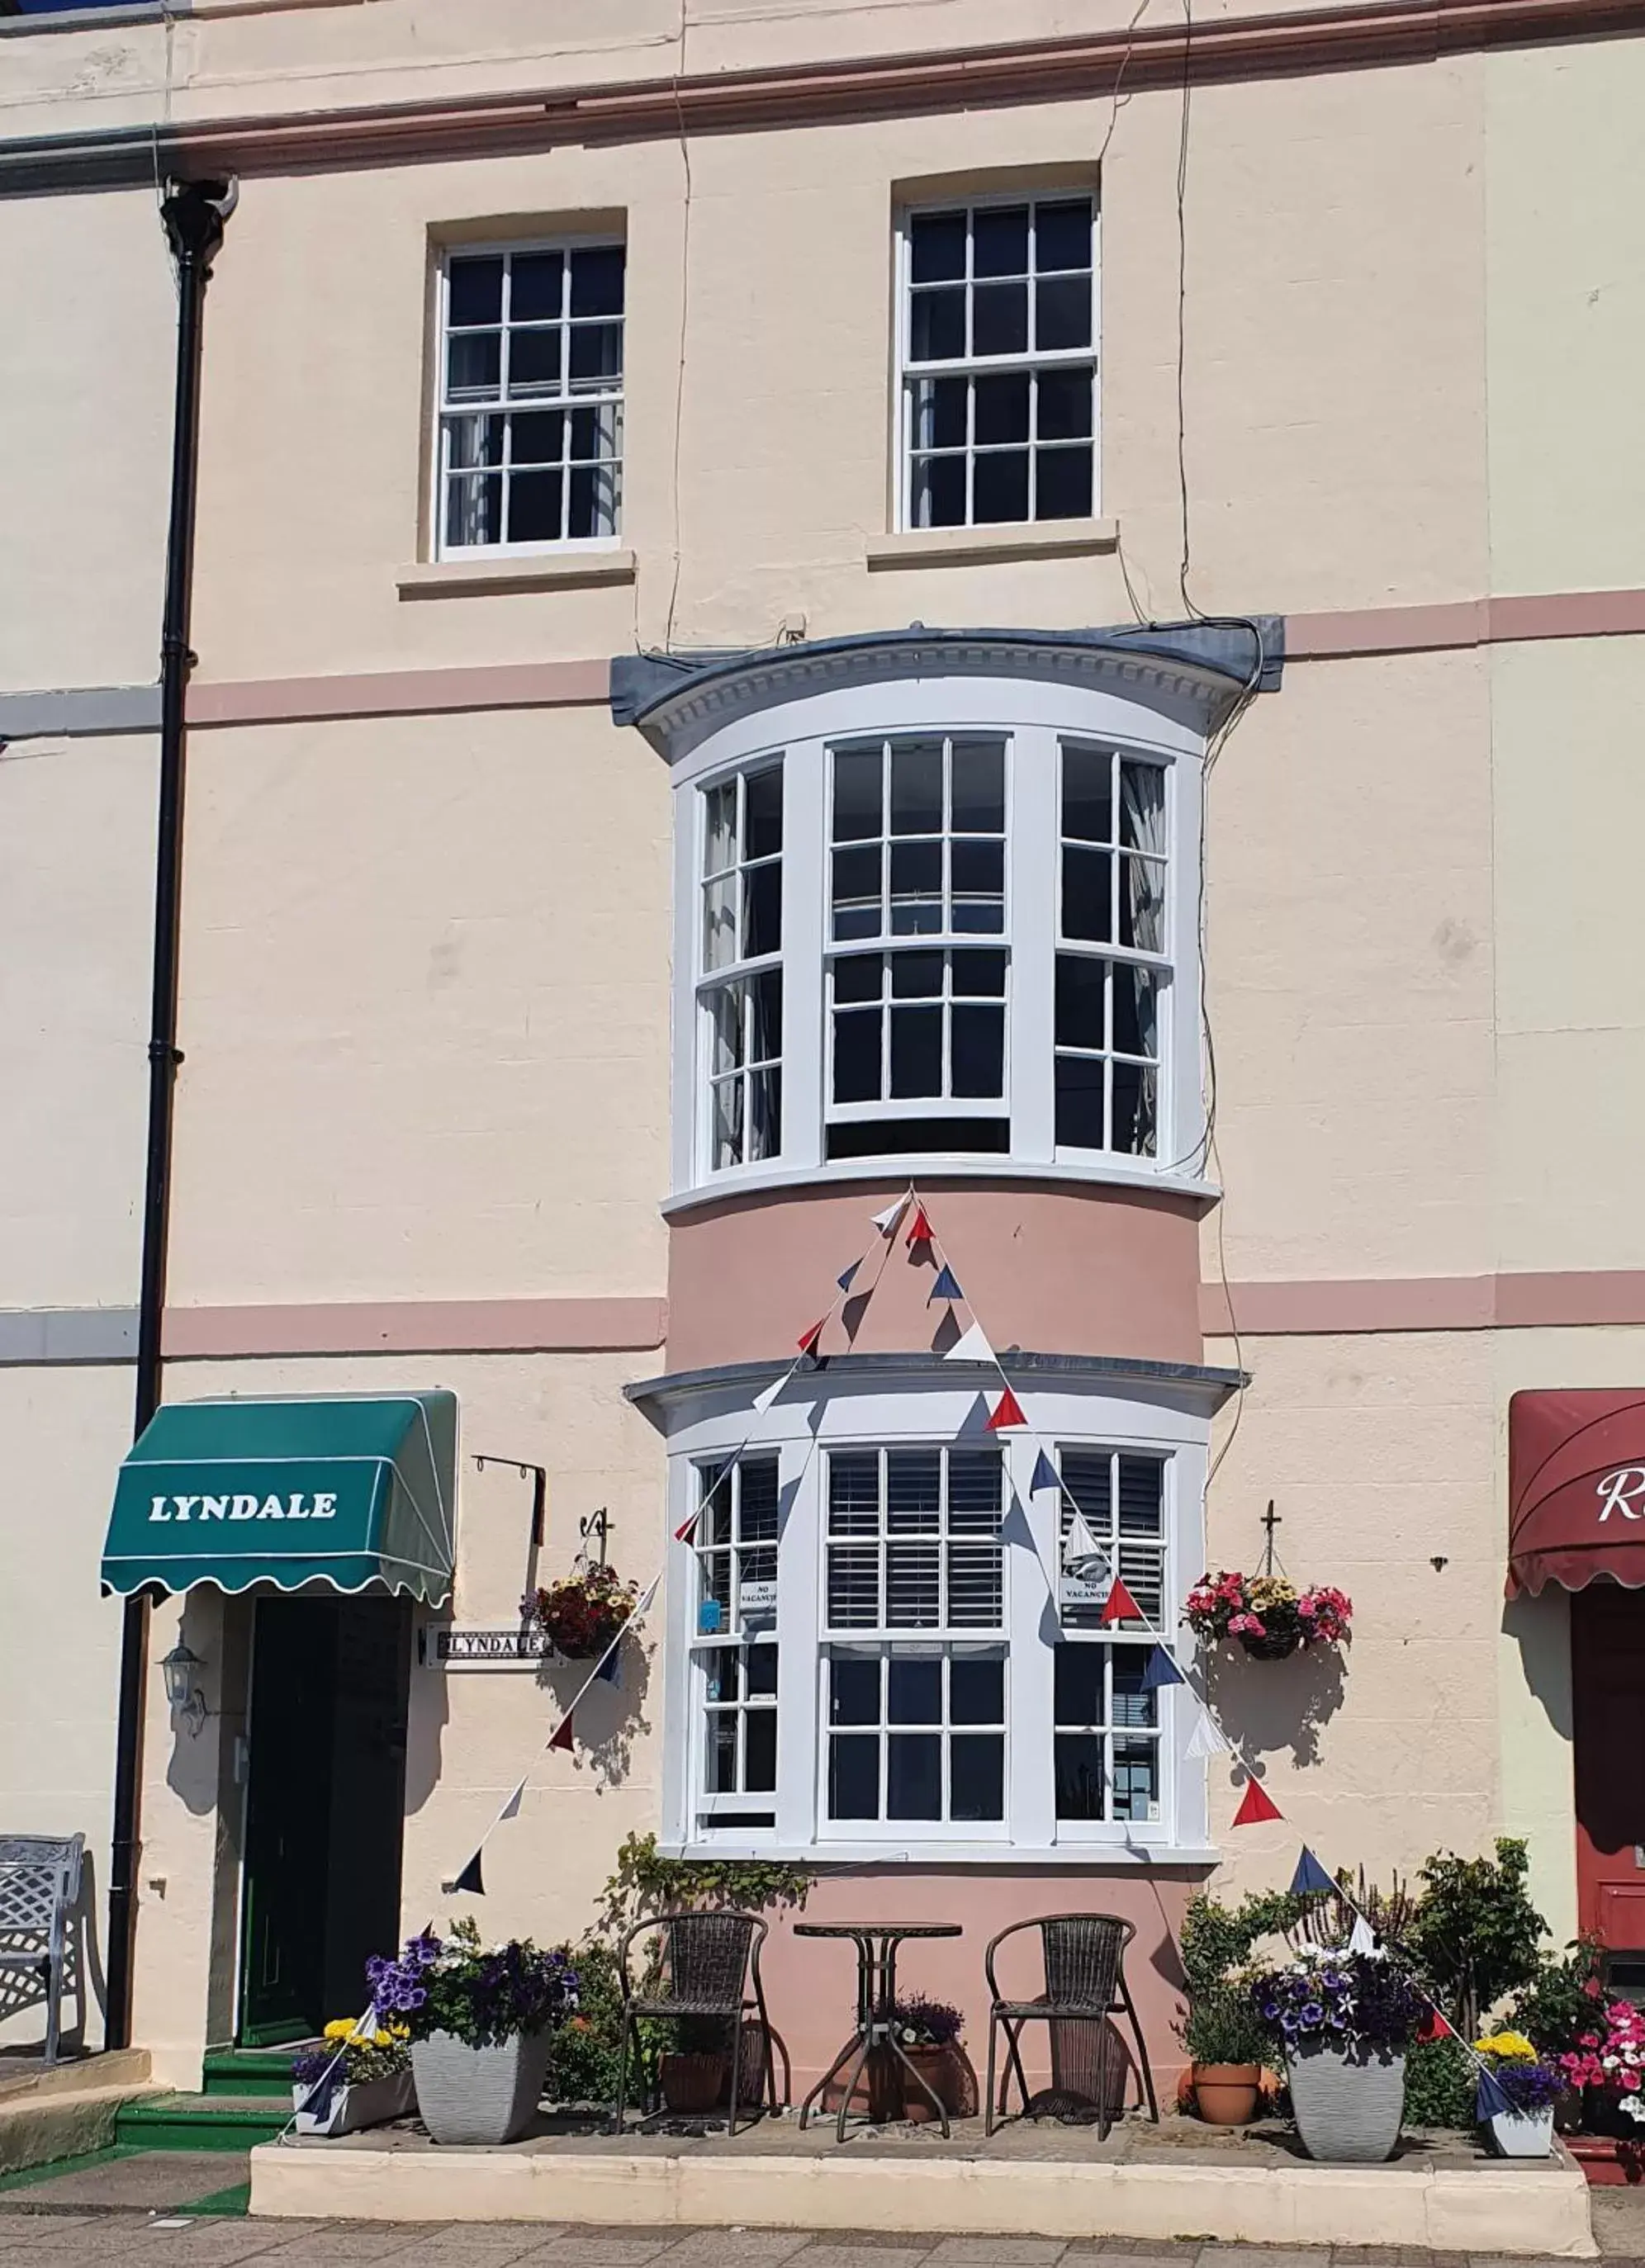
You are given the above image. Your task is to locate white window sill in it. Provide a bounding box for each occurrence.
[665,1841,1221,1868]
[865,519,1119,571]
[662,1151,1217,1219]
[397,549,636,600]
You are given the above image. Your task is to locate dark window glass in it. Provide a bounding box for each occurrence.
[973,449,1029,523]
[911,210,967,283]
[448,256,504,326]
[913,455,967,527]
[832,749,883,842]
[1055,1734,1106,1821]
[888,1658,942,1724]
[1037,199,1093,272]
[973,282,1027,357]
[1062,846,1112,942]
[1036,445,1093,521]
[506,471,561,543]
[974,206,1029,278]
[951,1006,1005,1098]
[571,244,625,317]
[509,250,562,322]
[830,1657,880,1725]
[745,1711,777,1792]
[950,1735,1005,1821]
[508,327,562,396]
[890,1006,943,1098]
[951,1658,1004,1725]
[888,1733,942,1820]
[829,1735,879,1819]
[912,289,966,362]
[833,1011,881,1106]
[1055,954,1106,1049]
[1055,1054,1105,1149]
[974,374,1030,445]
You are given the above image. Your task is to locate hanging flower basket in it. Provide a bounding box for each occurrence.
[524,1564,639,1660]
[1186,1570,1352,1661]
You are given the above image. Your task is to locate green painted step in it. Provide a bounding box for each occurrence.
[115,2094,291,2152]
[201,2045,305,2099]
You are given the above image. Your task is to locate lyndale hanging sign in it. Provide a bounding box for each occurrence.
[146,1492,340,1521]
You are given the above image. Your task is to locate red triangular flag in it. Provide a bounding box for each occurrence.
[549,1713,575,1752]
[1417,2006,1454,2043]
[985,1385,1026,1431]
[1099,1574,1142,1625]
[905,1205,933,1248]
[674,1506,702,1544]
[798,1318,825,1356]
[1231,1776,1283,1826]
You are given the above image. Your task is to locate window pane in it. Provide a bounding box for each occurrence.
[1055,1054,1106,1151]
[745,767,784,859]
[447,331,501,398]
[973,448,1029,523]
[1118,1459,1164,1537]
[448,413,505,469]
[951,1005,1004,1099]
[1036,200,1093,273]
[911,288,966,361]
[974,373,1030,445]
[1038,369,1093,442]
[889,841,942,934]
[1055,954,1106,1050]
[886,1448,941,1530]
[510,410,563,466]
[749,971,783,1063]
[888,1732,942,1819]
[833,1009,881,1105]
[951,740,1005,833]
[888,1657,941,1724]
[571,244,625,317]
[507,327,562,398]
[830,1735,879,1819]
[890,1006,942,1098]
[1112,965,1157,1058]
[951,949,1007,998]
[1112,1650,1159,1731]
[448,256,504,326]
[1112,1736,1160,1821]
[950,1734,1005,1821]
[569,323,623,388]
[570,462,619,539]
[1063,746,1114,844]
[951,1657,1004,1725]
[1055,1733,1106,1821]
[951,840,1004,931]
[1055,1645,1104,1726]
[832,847,882,941]
[444,472,501,547]
[507,470,562,543]
[831,1656,880,1724]
[911,210,967,283]
[890,950,944,1000]
[832,748,883,842]
[746,1645,779,1697]
[913,454,967,528]
[974,205,1029,278]
[747,1068,782,1160]
[703,872,737,971]
[709,1715,739,1792]
[886,1540,941,1626]
[832,953,883,1006]
[973,282,1027,357]
[744,862,781,959]
[509,249,562,322]
[829,1454,881,1532]
[1063,846,1113,943]
[913,376,968,452]
[1112,1062,1156,1157]
[1036,444,1093,521]
[704,780,737,874]
[1036,276,1092,351]
[711,1074,743,1170]
[745,1709,778,1793]
[889,741,943,836]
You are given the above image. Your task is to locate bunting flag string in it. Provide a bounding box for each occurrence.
[870,1195,910,1238]
[1031,1449,1060,1494]
[944,1320,996,1366]
[986,1385,1027,1432]
[1099,1574,1143,1627]
[1184,1707,1230,1758]
[905,1204,934,1248]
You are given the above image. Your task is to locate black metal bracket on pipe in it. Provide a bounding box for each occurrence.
[106,176,234,2057]
[473,1456,548,1547]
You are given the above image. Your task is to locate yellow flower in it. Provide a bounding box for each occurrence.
[323,2019,356,2043]
[1474,2029,1536,2062]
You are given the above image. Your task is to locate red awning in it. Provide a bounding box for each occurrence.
[1509,1390,1645,1597]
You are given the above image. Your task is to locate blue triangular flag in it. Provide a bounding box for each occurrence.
[595,1646,621,1685]
[1476,2066,1513,2121]
[1031,1451,1060,1494]
[927,1264,963,1303]
[1139,1644,1186,1690]
[1290,1845,1335,1897]
[837,1259,861,1293]
[449,1849,485,1896]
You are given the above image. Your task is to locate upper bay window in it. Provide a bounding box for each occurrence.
[436,240,624,556]
[641,633,1262,1203]
[898,194,1097,531]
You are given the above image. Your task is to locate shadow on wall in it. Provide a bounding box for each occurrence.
[405,1612,450,1815]
[536,1626,653,1787]
[1207,1644,1348,1768]
[1503,1586,1573,1742]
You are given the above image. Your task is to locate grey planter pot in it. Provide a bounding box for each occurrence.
[292,2067,415,2137]
[1489,2105,1555,2158]
[1286,2040,1406,2163]
[410,2029,552,2146]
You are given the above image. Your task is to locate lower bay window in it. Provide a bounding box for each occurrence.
[663,1381,1211,1857]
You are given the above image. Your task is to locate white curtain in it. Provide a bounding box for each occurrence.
[1119,761,1165,1154]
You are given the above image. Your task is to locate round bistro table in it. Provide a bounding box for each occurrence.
[794,1920,964,2140]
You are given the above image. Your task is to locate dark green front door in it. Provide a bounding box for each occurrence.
[239,1596,411,2046]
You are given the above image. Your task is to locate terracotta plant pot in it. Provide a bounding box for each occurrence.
[900,2042,964,2123]
[660,2050,726,2114]
[1193,2061,1263,2126]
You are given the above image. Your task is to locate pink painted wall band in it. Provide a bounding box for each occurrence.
[162,1295,666,1360]
[187,657,609,729]
[1287,587,1645,660]
[1201,1271,1645,1336]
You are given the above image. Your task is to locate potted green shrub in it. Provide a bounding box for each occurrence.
[1178,1990,1270,2126]
[1249,1953,1425,2161]
[367,1918,581,2145]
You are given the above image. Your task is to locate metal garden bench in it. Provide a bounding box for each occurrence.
[0,1835,85,2066]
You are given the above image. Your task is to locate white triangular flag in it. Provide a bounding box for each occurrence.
[1061,1508,1112,1589]
[870,1196,909,1237]
[354,2005,380,2041]
[752,1372,786,1414]
[498,1778,527,1823]
[943,1320,996,1364]
[1349,1914,1378,1957]
[1185,1707,1230,1759]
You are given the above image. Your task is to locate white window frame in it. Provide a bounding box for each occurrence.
[432,234,626,561]
[893,189,1101,534]
[667,674,1206,1203]
[695,758,785,1176]
[659,1375,1211,1862]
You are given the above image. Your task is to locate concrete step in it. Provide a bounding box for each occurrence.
[116,2093,290,2151]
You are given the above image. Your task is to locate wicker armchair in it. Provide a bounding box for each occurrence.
[612,1908,777,2135]
[983,1912,1159,2138]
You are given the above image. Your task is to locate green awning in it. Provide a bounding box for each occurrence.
[102,1392,456,1606]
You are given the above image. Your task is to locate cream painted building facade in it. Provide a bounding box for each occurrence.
[3,0,1645,2096]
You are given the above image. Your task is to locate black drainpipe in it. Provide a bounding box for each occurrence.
[106,176,235,2056]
